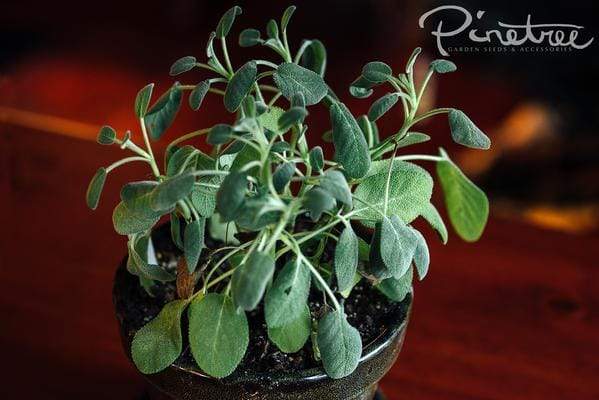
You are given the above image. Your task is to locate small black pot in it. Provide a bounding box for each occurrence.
[114,260,412,400]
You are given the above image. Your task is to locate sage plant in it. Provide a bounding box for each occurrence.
[87,5,490,379]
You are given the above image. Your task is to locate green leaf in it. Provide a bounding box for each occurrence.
[309,146,324,171]
[216,6,242,38]
[405,47,422,74]
[377,267,413,302]
[128,235,175,282]
[265,259,311,328]
[420,202,448,244]
[330,102,371,179]
[216,170,248,222]
[206,31,217,58]
[273,62,328,106]
[317,309,362,379]
[291,92,306,109]
[224,61,257,113]
[430,59,457,74]
[97,126,116,145]
[230,144,261,176]
[166,145,197,177]
[368,93,399,122]
[234,193,281,231]
[320,170,352,208]
[448,109,491,150]
[273,162,295,193]
[349,76,376,98]
[271,141,291,154]
[304,187,336,222]
[113,196,164,236]
[135,83,154,118]
[268,305,311,353]
[188,293,248,378]
[335,226,359,293]
[120,181,157,205]
[184,219,205,273]
[189,81,211,111]
[353,160,433,225]
[379,216,417,279]
[437,150,489,241]
[242,94,257,118]
[232,251,275,311]
[86,167,107,210]
[278,107,308,131]
[239,28,262,47]
[281,5,296,32]
[300,40,327,77]
[150,173,195,211]
[411,227,429,280]
[266,19,279,39]
[208,124,233,145]
[169,56,197,76]
[395,131,431,148]
[145,84,183,140]
[258,106,285,133]
[362,61,392,83]
[131,299,188,374]
[170,213,183,250]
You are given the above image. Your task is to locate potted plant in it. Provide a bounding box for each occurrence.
[86,5,490,399]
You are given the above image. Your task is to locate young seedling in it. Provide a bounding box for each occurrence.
[87,5,490,379]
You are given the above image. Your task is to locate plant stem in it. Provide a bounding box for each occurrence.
[220,38,234,76]
[105,156,149,173]
[139,117,161,178]
[395,154,444,162]
[383,145,399,216]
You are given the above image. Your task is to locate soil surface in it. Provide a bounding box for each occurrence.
[114,222,411,375]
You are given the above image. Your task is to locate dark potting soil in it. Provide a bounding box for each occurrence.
[113,222,411,375]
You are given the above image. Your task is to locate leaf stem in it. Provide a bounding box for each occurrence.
[105,156,149,173]
[139,117,161,178]
[220,38,234,76]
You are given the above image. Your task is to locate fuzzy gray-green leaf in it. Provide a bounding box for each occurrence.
[330,102,371,179]
[216,6,242,38]
[188,293,248,378]
[448,109,491,150]
[281,5,296,32]
[216,170,248,222]
[349,76,376,98]
[320,170,352,208]
[189,81,210,111]
[232,251,275,311]
[208,124,233,145]
[135,83,154,118]
[411,227,429,280]
[362,61,392,83]
[352,160,433,225]
[300,40,327,77]
[225,61,257,113]
[150,173,195,211]
[169,56,197,76]
[309,146,324,171]
[368,93,399,122]
[437,151,489,242]
[273,62,327,105]
[335,226,359,293]
[273,162,295,193]
[97,126,116,145]
[86,167,107,210]
[268,305,311,353]
[304,187,336,221]
[377,267,413,302]
[239,28,261,47]
[145,84,183,140]
[430,59,457,74]
[420,202,448,244]
[131,299,188,374]
[265,259,310,329]
[184,219,205,273]
[317,309,362,379]
[278,107,307,131]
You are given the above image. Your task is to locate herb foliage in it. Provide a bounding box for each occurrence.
[87,5,490,380]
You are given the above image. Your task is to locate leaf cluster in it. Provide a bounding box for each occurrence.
[87,5,490,380]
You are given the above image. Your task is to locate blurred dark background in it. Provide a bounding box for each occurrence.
[1,1,598,399]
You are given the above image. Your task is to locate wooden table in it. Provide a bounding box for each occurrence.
[1,129,598,399]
